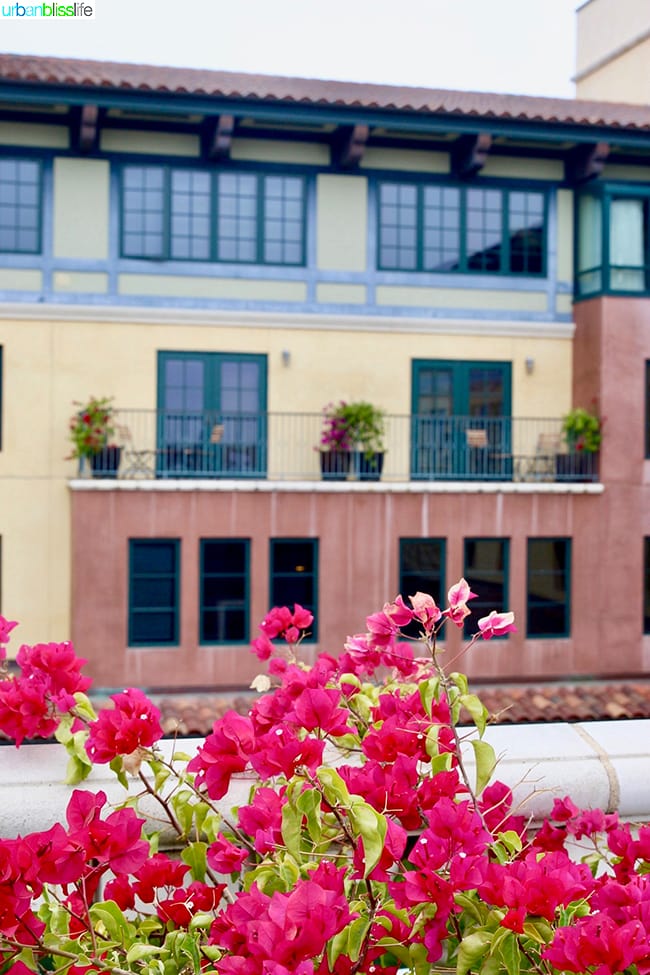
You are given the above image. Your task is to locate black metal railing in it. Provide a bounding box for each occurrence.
[78,411,599,484]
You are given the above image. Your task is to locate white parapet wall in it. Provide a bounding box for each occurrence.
[1,720,650,840]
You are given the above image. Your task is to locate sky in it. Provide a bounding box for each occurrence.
[0,0,579,99]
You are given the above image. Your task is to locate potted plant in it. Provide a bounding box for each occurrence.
[317,400,387,482]
[317,401,353,480]
[556,405,602,481]
[68,395,122,478]
[343,399,386,481]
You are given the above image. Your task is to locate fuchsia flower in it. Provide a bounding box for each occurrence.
[85,688,162,763]
[477,610,517,639]
[188,711,256,799]
[443,578,477,627]
[0,615,17,660]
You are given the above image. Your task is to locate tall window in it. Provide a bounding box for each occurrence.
[464,538,509,635]
[576,186,650,297]
[0,158,41,254]
[128,540,180,646]
[270,539,318,641]
[527,538,571,637]
[399,538,445,639]
[121,165,305,266]
[378,180,545,275]
[200,539,250,644]
[643,536,650,633]
[646,361,650,460]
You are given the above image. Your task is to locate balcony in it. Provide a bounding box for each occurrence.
[80,412,599,484]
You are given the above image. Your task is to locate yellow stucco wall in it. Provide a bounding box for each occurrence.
[376,285,548,312]
[0,311,572,643]
[315,283,367,304]
[100,130,200,156]
[316,174,367,272]
[53,158,110,260]
[231,139,330,166]
[481,157,564,180]
[576,0,650,97]
[118,275,308,302]
[0,122,69,148]
[577,37,650,102]
[53,272,109,293]
[556,189,574,284]
[360,147,449,173]
[0,269,42,291]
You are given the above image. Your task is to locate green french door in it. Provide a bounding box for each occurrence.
[157,352,267,477]
[411,360,512,479]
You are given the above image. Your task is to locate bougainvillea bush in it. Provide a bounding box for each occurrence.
[0,587,649,975]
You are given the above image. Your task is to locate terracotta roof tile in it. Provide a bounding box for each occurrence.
[143,681,650,736]
[3,53,650,131]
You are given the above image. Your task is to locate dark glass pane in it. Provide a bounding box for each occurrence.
[203,577,246,604]
[203,609,246,642]
[644,538,650,634]
[132,577,176,608]
[399,539,444,638]
[527,539,569,637]
[131,541,176,574]
[203,540,247,573]
[464,539,507,635]
[272,541,314,574]
[272,577,313,607]
[131,612,175,643]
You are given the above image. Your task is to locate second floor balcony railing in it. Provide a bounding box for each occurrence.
[81,412,600,484]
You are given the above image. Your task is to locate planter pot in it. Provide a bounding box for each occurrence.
[89,445,122,479]
[356,451,384,482]
[555,451,598,482]
[319,450,351,481]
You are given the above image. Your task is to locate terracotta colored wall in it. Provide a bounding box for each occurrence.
[71,486,616,691]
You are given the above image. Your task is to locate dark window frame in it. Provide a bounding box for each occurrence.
[463,537,510,637]
[644,537,650,636]
[0,157,42,255]
[128,539,180,647]
[398,538,446,639]
[575,182,650,299]
[526,537,571,638]
[120,164,307,267]
[269,538,318,642]
[199,538,250,645]
[377,178,547,277]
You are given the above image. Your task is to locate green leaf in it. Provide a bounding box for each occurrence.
[188,912,214,931]
[348,800,387,877]
[126,944,163,963]
[89,901,133,944]
[181,841,207,882]
[429,751,453,774]
[471,739,497,795]
[450,672,470,695]
[281,802,302,859]
[496,830,523,856]
[296,787,322,844]
[419,677,441,718]
[109,755,128,790]
[522,918,554,945]
[459,693,488,736]
[499,930,521,975]
[72,691,97,722]
[457,931,493,975]
[65,751,92,786]
[326,918,370,968]
[316,767,351,807]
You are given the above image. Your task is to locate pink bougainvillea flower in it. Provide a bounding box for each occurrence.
[16,640,91,711]
[409,591,443,633]
[0,676,59,747]
[208,833,249,874]
[0,616,18,659]
[188,711,256,799]
[259,604,313,645]
[383,594,415,628]
[442,578,477,627]
[85,688,162,764]
[477,610,517,640]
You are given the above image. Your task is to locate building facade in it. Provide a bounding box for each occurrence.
[1,54,650,690]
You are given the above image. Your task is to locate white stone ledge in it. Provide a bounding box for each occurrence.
[69,479,604,495]
[1,720,648,840]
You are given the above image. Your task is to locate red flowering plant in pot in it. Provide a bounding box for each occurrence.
[0,587,648,975]
[68,395,123,478]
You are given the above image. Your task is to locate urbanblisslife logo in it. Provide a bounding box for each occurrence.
[1,2,95,16]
